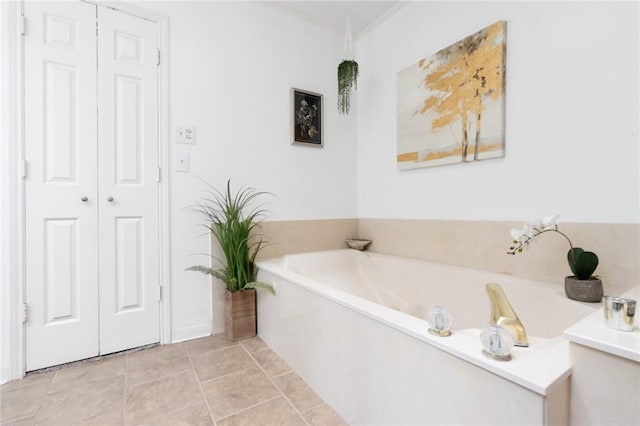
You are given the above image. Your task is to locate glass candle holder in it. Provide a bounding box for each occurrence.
[428,305,453,337]
[480,324,514,361]
[603,295,636,332]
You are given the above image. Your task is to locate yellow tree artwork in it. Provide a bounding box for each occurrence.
[397,21,506,170]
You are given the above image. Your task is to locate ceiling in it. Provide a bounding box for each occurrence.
[273,1,408,38]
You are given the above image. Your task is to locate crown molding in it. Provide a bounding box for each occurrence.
[356,1,410,39]
[268,1,410,40]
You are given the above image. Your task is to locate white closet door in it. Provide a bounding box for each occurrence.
[24,1,99,371]
[97,6,160,354]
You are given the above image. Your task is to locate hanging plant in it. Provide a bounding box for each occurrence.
[338,60,359,115]
[337,16,359,115]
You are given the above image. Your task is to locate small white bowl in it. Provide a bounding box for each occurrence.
[346,239,372,251]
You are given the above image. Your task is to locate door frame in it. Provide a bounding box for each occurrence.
[2,0,171,382]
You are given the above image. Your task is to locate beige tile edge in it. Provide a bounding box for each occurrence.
[250,217,637,296]
[257,218,358,259]
[358,219,639,296]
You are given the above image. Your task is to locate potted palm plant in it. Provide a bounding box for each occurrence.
[187,179,273,340]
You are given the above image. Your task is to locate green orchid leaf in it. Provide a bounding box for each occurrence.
[567,247,584,276]
[573,251,599,280]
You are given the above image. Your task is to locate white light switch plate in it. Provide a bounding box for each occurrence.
[175,126,195,144]
[175,152,190,172]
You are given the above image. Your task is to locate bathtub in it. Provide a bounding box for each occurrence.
[256,250,597,425]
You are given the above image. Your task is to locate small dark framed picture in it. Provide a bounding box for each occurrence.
[291,88,323,147]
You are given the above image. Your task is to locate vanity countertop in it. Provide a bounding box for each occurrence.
[565,286,640,362]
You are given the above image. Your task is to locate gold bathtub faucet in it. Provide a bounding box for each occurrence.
[485,283,529,347]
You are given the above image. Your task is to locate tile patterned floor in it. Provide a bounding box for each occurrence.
[0,334,348,426]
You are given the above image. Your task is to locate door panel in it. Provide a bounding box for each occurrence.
[115,75,143,184]
[25,2,160,370]
[44,62,78,182]
[97,6,160,354]
[44,219,79,323]
[25,1,99,371]
[115,216,144,312]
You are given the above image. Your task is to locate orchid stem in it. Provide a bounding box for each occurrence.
[533,227,576,265]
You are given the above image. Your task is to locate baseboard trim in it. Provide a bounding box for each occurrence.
[171,323,212,344]
[0,366,10,385]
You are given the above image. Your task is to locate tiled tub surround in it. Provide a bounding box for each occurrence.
[258,219,358,260]
[357,219,640,298]
[256,250,599,425]
[256,219,639,298]
[0,334,346,425]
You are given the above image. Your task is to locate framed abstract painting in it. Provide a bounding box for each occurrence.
[397,21,506,170]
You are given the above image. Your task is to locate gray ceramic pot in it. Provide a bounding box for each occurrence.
[564,276,603,303]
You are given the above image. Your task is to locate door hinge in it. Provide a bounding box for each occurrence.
[20,159,27,179]
[23,303,28,323]
[20,15,25,36]
[157,49,160,66]
[157,167,161,183]
[159,285,163,301]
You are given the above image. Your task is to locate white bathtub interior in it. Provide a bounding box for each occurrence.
[273,249,595,339]
[256,249,599,425]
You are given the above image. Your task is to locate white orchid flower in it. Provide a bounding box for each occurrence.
[510,228,524,241]
[523,223,534,238]
[541,214,560,229]
[530,218,543,230]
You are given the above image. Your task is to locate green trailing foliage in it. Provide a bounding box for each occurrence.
[338,60,359,115]
[186,179,274,293]
[567,248,599,280]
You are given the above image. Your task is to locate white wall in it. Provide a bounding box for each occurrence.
[4,1,637,381]
[139,2,358,339]
[356,1,639,224]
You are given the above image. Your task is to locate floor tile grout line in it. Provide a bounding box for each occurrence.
[185,343,238,360]
[0,372,55,424]
[197,365,257,386]
[123,352,128,425]
[124,357,209,426]
[238,340,270,356]
[300,401,330,416]
[189,338,277,422]
[240,343,310,426]
[123,366,193,391]
[192,338,296,422]
[271,369,295,380]
[184,342,241,359]
[45,359,126,394]
[271,378,311,426]
[187,348,218,426]
[1,413,35,425]
[126,366,197,395]
[38,373,128,424]
[30,367,59,424]
[145,401,209,425]
[123,344,193,391]
[125,345,181,363]
[46,369,58,394]
[214,394,283,423]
